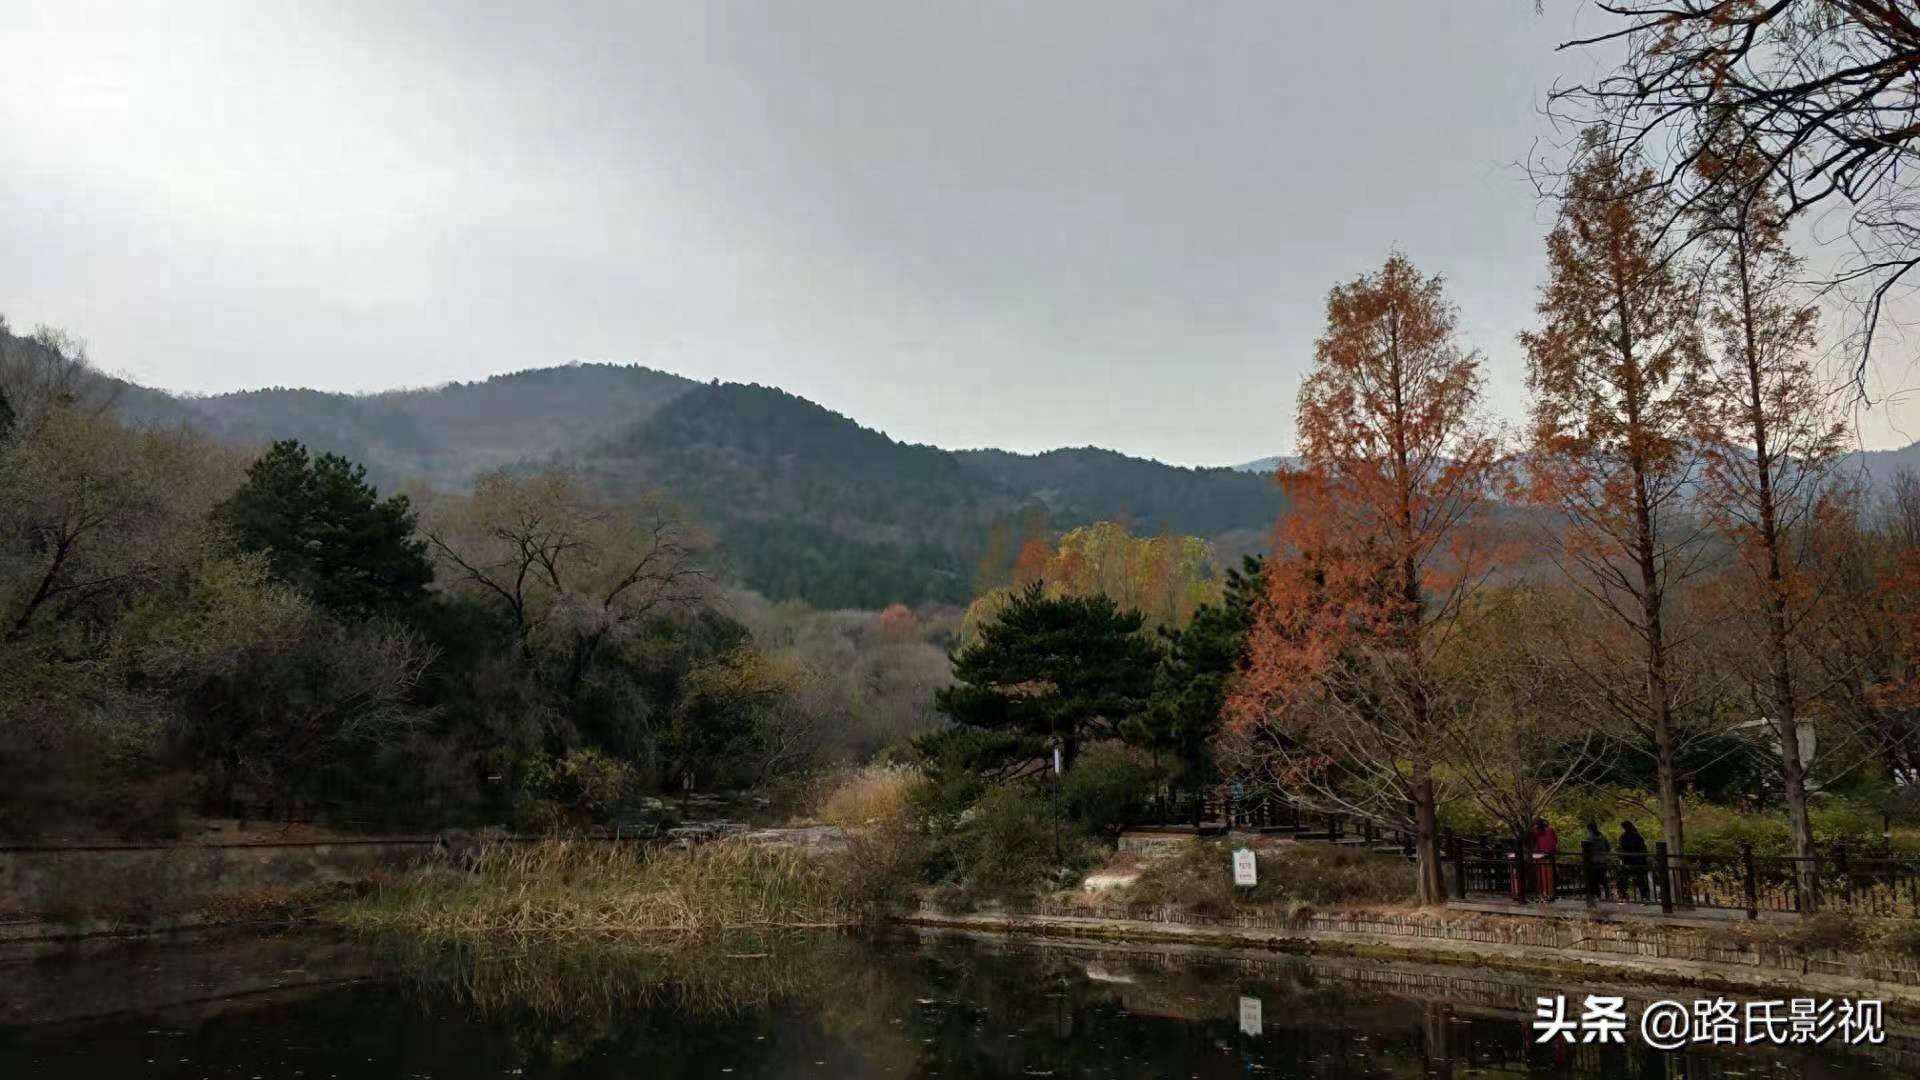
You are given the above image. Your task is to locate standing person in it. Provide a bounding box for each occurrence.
[1581,821,1611,900]
[1617,821,1649,901]
[1530,817,1559,900]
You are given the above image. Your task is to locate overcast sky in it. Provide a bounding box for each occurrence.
[3,1,1915,465]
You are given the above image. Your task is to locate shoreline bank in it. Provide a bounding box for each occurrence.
[894,905,1920,1011]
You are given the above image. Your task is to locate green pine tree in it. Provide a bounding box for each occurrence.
[215,439,432,616]
[930,581,1160,775]
[1133,555,1264,788]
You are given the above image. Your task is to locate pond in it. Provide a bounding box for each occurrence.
[0,927,1909,1078]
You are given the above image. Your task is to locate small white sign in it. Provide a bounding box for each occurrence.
[1232,848,1257,887]
[1052,745,1062,775]
[1239,995,1263,1036]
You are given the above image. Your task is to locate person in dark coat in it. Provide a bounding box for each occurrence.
[1617,820,1649,901]
[1582,821,1612,899]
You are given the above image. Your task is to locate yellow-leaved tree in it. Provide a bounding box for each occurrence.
[959,520,1221,642]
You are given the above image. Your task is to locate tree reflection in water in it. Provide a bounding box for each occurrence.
[0,929,1902,1078]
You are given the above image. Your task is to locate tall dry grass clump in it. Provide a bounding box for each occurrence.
[809,763,921,828]
[334,837,862,939]
[806,764,928,902]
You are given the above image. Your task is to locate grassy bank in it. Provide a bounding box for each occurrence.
[1114,839,1415,915]
[331,838,866,938]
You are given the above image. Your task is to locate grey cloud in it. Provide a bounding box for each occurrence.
[2,0,1911,463]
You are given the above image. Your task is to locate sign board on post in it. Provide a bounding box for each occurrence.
[1232,847,1257,887]
[1052,745,1062,775]
[1238,995,1263,1036]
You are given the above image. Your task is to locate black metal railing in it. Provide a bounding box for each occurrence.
[1451,837,1920,919]
[1122,792,1417,856]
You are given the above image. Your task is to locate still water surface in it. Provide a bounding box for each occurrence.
[0,928,1907,1078]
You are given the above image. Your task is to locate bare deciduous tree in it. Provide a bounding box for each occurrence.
[1549,1,1920,388]
[422,469,707,692]
[1,406,236,640]
[1689,126,1859,885]
[1440,584,1607,841]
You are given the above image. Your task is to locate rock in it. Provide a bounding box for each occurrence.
[1081,869,1143,894]
[736,826,850,855]
[664,820,750,847]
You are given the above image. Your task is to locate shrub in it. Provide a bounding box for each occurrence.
[809,765,930,904]
[1060,743,1159,836]
[560,749,638,816]
[1438,786,1920,860]
[960,787,1067,899]
[924,786,1094,903]
[839,812,926,904]
[1789,912,1867,954]
[1882,922,1920,959]
[1809,800,1886,847]
[511,749,646,832]
[1681,801,1788,857]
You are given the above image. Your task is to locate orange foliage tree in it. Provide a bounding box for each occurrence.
[1879,552,1920,717]
[1518,133,1708,859]
[1226,253,1501,905]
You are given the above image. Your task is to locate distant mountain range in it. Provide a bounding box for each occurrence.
[1234,445,1920,490]
[98,362,1287,608]
[1847,441,1920,483]
[63,339,1920,610]
[113,362,698,490]
[1232,455,1302,475]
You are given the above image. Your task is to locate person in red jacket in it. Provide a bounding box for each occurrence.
[1530,817,1559,900]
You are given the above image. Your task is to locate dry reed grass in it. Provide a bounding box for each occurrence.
[332,836,863,939]
[809,764,922,829]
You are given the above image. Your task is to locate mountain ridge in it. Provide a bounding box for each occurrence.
[87,360,1287,608]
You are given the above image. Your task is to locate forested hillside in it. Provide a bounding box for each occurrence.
[63,335,1291,608]
[576,383,1007,607]
[575,383,1288,608]
[954,447,1286,538]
